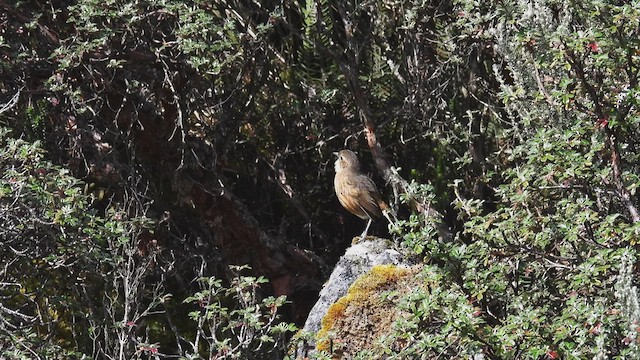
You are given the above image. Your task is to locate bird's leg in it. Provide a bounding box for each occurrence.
[382,209,399,233]
[360,218,373,240]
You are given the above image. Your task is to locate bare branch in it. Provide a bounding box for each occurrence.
[608,132,640,223]
[0,88,21,115]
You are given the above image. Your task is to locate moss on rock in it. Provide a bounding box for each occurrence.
[316,264,422,358]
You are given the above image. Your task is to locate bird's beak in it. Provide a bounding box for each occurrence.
[332,151,339,157]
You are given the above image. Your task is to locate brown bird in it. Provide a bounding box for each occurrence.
[334,150,390,239]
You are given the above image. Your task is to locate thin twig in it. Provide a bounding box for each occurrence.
[0,88,22,115]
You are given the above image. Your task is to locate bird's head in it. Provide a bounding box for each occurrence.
[334,150,360,173]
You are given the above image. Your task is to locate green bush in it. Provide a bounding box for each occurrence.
[183,265,296,359]
[356,0,640,358]
[2,0,639,358]
[0,129,296,358]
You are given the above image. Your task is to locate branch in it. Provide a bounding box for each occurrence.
[0,88,21,115]
[342,48,453,241]
[265,155,331,245]
[564,47,640,223]
[563,47,605,118]
[0,1,59,45]
[163,61,186,147]
[607,132,640,223]
[0,301,38,324]
[304,0,453,239]
[527,51,555,107]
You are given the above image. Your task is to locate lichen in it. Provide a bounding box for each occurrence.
[316,264,420,357]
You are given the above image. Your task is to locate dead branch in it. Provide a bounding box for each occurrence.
[325,2,453,241]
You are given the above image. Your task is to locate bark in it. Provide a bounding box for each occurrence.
[337,49,453,241]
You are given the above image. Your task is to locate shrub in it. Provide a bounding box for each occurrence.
[183,265,296,359]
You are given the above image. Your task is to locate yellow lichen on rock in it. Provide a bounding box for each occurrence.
[316,264,420,358]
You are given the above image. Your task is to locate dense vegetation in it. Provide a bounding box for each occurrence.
[1,0,639,358]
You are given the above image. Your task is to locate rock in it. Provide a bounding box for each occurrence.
[296,237,411,356]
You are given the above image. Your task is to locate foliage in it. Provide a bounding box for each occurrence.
[183,265,296,359]
[0,127,164,358]
[0,130,295,358]
[1,0,640,358]
[0,128,97,358]
[359,0,640,358]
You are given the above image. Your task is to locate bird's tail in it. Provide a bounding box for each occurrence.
[378,200,398,225]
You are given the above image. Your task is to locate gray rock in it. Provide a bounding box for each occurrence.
[297,237,410,356]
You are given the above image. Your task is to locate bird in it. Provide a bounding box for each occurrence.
[333,149,391,240]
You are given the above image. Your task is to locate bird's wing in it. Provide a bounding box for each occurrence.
[352,175,383,219]
[335,172,384,219]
